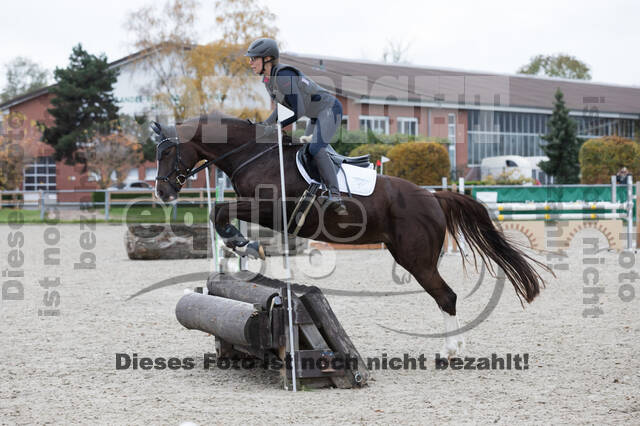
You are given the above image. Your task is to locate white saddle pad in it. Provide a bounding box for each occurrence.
[296,155,377,196]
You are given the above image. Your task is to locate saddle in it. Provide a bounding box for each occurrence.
[296,144,371,183]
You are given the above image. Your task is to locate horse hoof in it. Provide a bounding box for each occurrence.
[235,241,265,260]
[256,243,266,260]
[440,337,466,359]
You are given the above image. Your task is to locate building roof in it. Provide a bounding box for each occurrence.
[0,43,195,111]
[280,52,640,117]
[3,48,639,118]
[0,85,53,110]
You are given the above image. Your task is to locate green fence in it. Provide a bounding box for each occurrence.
[471,185,634,203]
[471,184,636,221]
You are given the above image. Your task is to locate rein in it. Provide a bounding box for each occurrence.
[155,135,279,191]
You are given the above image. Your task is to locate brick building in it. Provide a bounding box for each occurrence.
[1,49,639,200]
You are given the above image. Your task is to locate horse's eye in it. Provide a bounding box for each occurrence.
[157,147,169,161]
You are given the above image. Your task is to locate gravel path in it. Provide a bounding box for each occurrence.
[1,224,638,425]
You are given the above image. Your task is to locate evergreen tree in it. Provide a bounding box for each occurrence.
[539,89,581,183]
[43,44,119,162]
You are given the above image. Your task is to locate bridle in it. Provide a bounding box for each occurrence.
[155,136,202,192]
[155,131,279,192]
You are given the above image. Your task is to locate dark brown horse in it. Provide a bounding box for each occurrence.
[154,111,548,357]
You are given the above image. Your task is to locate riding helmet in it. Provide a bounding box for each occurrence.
[245,38,279,59]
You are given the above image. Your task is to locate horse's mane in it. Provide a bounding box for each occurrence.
[178,110,249,128]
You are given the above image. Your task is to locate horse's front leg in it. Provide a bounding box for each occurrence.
[211,200,265,260]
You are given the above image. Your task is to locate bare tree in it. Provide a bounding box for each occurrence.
[0,111,45,190]
[124,0,200,120]
[186,0,279,117]
[124,0,278,120]
[1,57,50,101]
[382,39,412,64]
[76,130,143,189]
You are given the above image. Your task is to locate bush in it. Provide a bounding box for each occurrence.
[290,126,450,158]
[579,136,640,184]
[348,144,391,165]
[386,142,450,185]
[290,128,392,156]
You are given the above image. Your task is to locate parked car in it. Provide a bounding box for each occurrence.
[108,181,152,190]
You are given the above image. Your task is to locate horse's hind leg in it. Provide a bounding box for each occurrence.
[387,239,466,358]
[212,200,265,259]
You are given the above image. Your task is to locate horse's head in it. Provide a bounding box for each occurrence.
[152,112,268,202]
[152,122,201,202]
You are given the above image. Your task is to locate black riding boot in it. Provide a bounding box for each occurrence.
[314,147,348,215]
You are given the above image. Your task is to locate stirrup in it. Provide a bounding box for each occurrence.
[324,193,348,215]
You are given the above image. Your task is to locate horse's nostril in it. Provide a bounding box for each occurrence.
[157,188,164,198]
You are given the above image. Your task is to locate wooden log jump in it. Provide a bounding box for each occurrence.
[175,271,369,389]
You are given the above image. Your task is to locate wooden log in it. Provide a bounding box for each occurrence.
[126,224,210,260]
[175,293,261,348]
[299,287,369,387]
[206,275,281,310]
[230,271,312,295]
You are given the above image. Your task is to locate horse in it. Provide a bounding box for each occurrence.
[153,111,549,357]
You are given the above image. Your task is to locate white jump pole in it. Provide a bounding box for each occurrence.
[457,177,466,255]
[442,177,452,254]
[627,175,633,251]
[611,175,617,217]
[205,167,217,285]
[276,104,297,392]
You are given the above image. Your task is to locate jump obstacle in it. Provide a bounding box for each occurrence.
[442,176,638,254]
[175,271,369,389]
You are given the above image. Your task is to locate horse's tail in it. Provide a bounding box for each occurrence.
[434,191,549,304]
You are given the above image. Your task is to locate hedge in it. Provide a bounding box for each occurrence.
[385,142,450,185]
[348,144,392,166]
[579,136,640,184]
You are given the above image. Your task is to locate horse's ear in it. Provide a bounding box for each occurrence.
[150,121,162,137]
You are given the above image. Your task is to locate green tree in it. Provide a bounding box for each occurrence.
[1,57,50,101]
[518,54,591,80]
[539,89,581,183]
[42,44,119,163]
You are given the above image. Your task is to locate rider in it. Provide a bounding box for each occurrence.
[245,37,347,215]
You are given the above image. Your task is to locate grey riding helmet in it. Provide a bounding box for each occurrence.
[245,38,279,59]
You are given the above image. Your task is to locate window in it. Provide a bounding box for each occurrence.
[126,168,139,181]
[359,115,389,134]
[397,117,418,135]
[24,156,56,191]
[448,113,457,176]
[448,114,456,142]
[145,167,157,180]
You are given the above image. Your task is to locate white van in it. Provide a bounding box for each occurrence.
[480,155,549,183]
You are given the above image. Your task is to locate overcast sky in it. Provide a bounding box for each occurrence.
[2,0,640,90]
